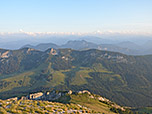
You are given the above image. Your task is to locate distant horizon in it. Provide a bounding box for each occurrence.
[0,30,152,37]
[0,29,152,50]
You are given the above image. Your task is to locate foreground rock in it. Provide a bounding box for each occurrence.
[5,90,129,113]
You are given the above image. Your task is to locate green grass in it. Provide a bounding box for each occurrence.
[134,107,152,113]
[0,71,34,92]
[47,71,65,87]
[0,61,126,103]
[92,63,113,73]
[70,67,92,85]
[0,99,98,113]
[0,90,134,113]
[69,64,124,86]
[0,63,49,93]
[69,93,115,114]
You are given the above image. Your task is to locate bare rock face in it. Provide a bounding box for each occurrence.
[68,90,72,95]
[78,90,91,94]
[0,51,12,58]
[29,92,43,100]
[26,48,35,54]
[49,48,57,55]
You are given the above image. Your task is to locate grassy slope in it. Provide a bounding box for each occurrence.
[0,62,124,99]
[70,94,115,113]
[133,107,152,114]
[0,71,34,92]
[0,99,95,113]
[0,93,119,114]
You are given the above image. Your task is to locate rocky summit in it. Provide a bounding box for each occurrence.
[1,90,131,114]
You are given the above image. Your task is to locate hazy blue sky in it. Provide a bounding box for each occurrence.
[0,0,152,33]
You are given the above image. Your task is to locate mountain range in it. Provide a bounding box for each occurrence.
[22,40,152,55]
[1,47,152,107]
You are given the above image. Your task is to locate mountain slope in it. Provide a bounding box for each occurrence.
[0,48,152,107]
[116,41,142,50]
[0,90,134,114]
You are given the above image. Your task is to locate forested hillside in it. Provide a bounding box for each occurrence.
[0,48,152,107]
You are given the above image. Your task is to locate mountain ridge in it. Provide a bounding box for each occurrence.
[0,89,135,114]
[0,47,152,107]
[22,40,140,55]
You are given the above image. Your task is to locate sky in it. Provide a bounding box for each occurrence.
[0,0,152,34]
